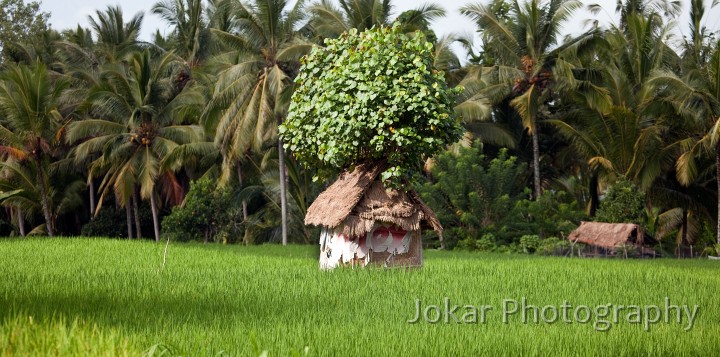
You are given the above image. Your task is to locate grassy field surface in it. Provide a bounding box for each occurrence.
[0,238,718,356]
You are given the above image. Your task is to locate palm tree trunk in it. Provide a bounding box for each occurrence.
[150,189,161,242]
[237,163,249,245]
[133,190,142,239]
[88,179,96,216]
[589,172,599,217]
[278,138,288,246]
[716,141,720,244]
[34,159,54,236]
[532,126,542,200]
[682,208,688,246]
[125,203,133,239]
[17,207,25,237]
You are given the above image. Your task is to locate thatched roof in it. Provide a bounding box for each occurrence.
[305,161,443,238]
[568,221,645,249]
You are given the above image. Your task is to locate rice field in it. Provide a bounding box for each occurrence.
[0,238,718,356]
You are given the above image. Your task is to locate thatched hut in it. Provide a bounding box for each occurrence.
[567,221,655,257]
[305,161,442,269]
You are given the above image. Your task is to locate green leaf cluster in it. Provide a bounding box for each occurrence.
[80,206,153,238]
[418,144,527,247]
[162,177,238,242]
[280,23,463,188]
[594,178,646,226]
[419,142,585,248]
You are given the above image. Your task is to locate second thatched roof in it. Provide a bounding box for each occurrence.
[304,161,443,238]
[567,221,645,249]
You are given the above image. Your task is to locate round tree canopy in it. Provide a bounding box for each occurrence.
[280,23,463,188]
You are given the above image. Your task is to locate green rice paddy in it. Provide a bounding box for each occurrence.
[0,238,718,356]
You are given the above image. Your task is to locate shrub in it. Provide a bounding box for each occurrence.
[418,143,527,248]
[161,177,240,242]
[519,235,540,254]
[81,206,153,238]
[702,243,720,257]
[455,233,498,252]
[595,178,646,225]
[495,243,522,254]
[537,237,571,256]
[456,236,477,250]
[505,190,585,240]
[476,233,497,252]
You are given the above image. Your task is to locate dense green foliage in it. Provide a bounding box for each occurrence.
[0,0,718,253]
[80,206,154,238]
[281,23,463,187]
[162,177,240,242]
[595,179,647,226]
[419,144,584,249]
[510,190,586,238]
[418,145,525,246]
[1,239,719,355]
[0,0,49,63]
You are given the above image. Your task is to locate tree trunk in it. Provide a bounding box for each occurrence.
[278,138,288,246]
[125,203,133,239]
[237,163,250,245]
[589,172,599,217]
[75,212,81,233]
[716,141,720,244]
[532,126,542,200]
[88,178,96,217]
[678,208,689,258]
[682,208,688,246]
[133,189,142,239]
[34,159,54,236]
[17,207,25,237]
[150,189,161,242]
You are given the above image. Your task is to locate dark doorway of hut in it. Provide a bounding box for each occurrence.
[305,161,443,270]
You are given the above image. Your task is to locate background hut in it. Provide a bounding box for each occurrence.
[305,161,442,269]
[567,221,655,257]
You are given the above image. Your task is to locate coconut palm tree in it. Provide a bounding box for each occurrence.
[67,50,202,241]
[461,0,599,199]
[55,26,105,218]
[452,65,517,149]
[550,11,681,214]
[613,0,681,30]
[203,0,313,245]
[0,61,68,236]
[152,0,212,66]
[651,48,720,242]
[308,0,446,39]
[0,160,39,236]
[643,2,720,243]
[88,5,144,63]
[61,7,147,230]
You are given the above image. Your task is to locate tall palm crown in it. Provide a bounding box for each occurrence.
[67,50,201,241]
[461,0,594,198]
[613,0,680,30]
[88,6,144,62]
[0,62,68,236]
[643,0,720,243]
[549,11,682,215]
[152,0,211,66]
[308,0,445,39]
[204,0,310,180]
[54,19,133,224]
[204,0,312,245]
